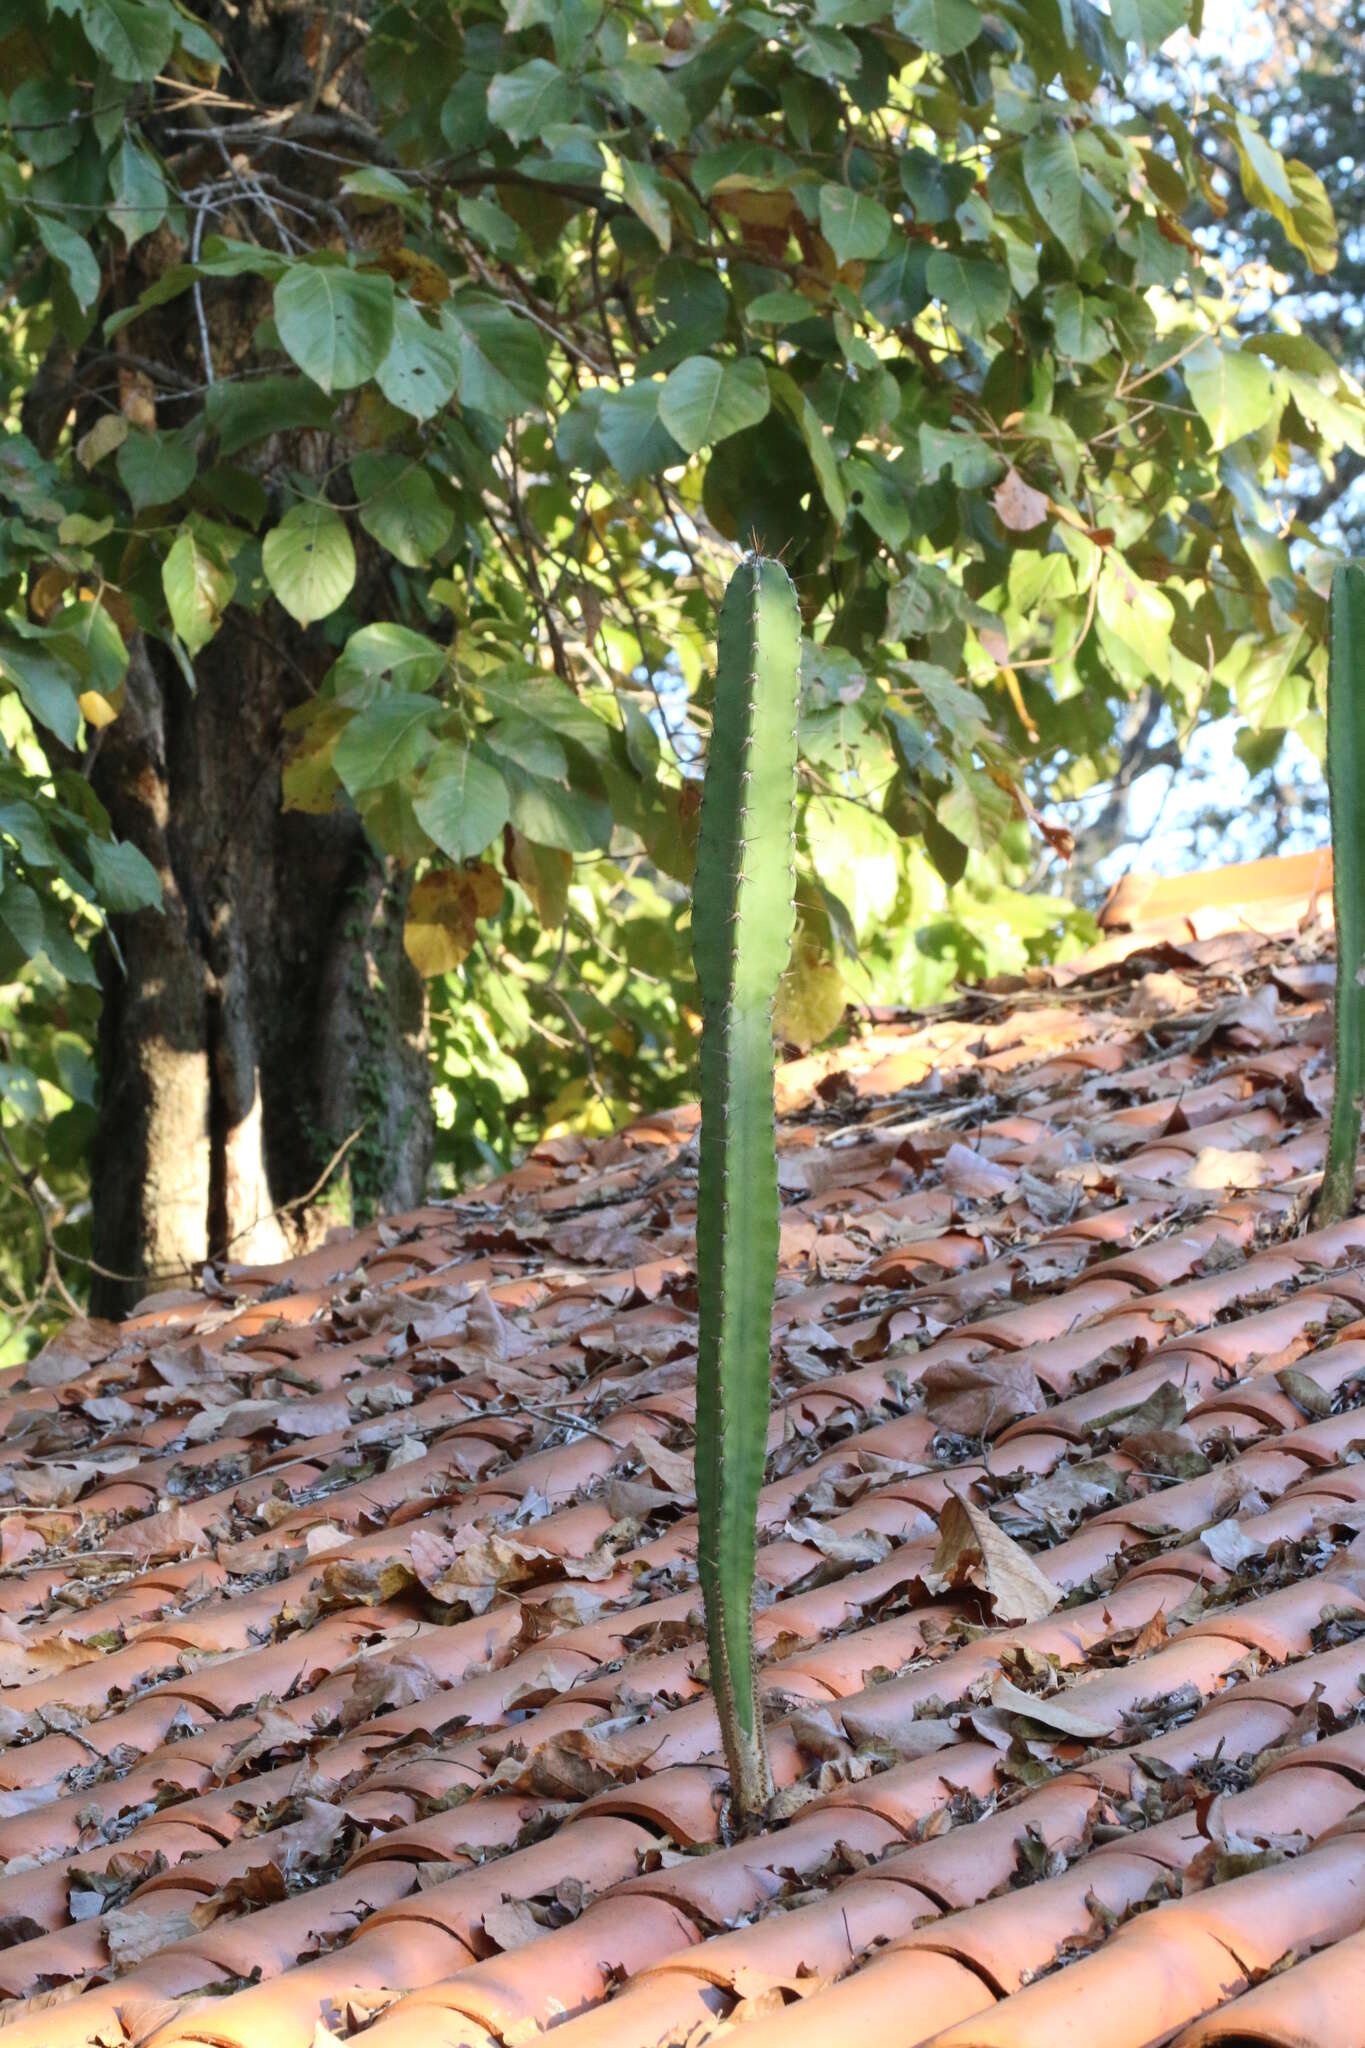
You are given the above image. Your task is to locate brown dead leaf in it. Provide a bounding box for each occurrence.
[1089,1380,1188,1438]
[105,1904,202,1968]
[1277,1366,1332,1419]
[784,1516,894,1567]
[1201,1517,1265,1571]
[837,1703,958,1758]
[924,1490,1061,1624]
[993,468,1049,531]
[481,1899,546,1953]
[108,1505,209,1564]
[922,1357,1046,1438]
[1182,1147,1268,1191]
[0,1631,103,1687]
[939,1141,1019,1201]
[340,1650,442,1730]
[630,1432,695,1496]
[989,1675,1110,1738]
[191,1858,287,1927]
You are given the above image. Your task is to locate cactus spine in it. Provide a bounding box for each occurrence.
[1317,562,1365,1227]
[693,553,801,1820]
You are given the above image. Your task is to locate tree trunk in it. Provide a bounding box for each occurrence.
[16,0,439,1314]
[88,632,432,1316]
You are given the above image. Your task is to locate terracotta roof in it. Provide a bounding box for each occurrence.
[0,857,1362,2048]
[1099,847,1333,942]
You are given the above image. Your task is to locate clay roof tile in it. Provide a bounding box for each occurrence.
[0,850,1359,2048]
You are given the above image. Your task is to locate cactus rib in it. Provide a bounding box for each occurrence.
[693,553,801,1819]
[1317,562,1365,1227]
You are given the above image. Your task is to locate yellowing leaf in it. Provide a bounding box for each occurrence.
[79,689,119,729]
[403,862,504,977]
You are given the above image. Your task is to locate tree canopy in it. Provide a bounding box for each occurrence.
[0,0,1358,1346]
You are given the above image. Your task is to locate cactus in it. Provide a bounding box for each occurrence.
[1316,562,1365,1228]
[692,553,801,1821]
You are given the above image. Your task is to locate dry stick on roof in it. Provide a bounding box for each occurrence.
[1315,562,1365,1227]
[693,553,801,1822]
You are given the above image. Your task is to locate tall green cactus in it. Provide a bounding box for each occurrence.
[1317,561,1365,1227]
[693,553,801,1820]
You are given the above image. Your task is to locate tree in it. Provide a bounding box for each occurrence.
[0,0,1357,1331]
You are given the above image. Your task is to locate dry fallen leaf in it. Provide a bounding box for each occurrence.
[105,1903,201,1967]
[924,1490,1061,1624]
[993,467,1049,532]
[939,1141,1019,1201]
[1201,1517,1266,1571]
[989,1675,1110,1738]
[922,1357,1046,1438]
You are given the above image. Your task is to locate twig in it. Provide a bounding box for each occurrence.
[190,197,214,385]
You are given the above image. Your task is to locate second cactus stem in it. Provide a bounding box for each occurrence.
[692,552,801,1821]
[1317,561,1365,1227]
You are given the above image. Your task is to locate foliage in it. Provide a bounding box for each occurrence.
[0,0,1359,1341]
[694,554,799,1819]
[1173,0,1364,545]
[1316,562,1365,1228]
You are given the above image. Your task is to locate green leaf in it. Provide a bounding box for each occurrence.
[1022,125,1083,252]
[1183,340,1278,449]
[108,137,167,248]
[328,624,446,703]
[899,148,976,225]
[1230,118,1337,274]
[34,216,100,313]
[503,765,612,852]
[262,500,356,626]
[162,530,235,655]
[658,356,770,453]
[8,81,84,169]
[375,298,459,421]
[351,454,454,568]
[818,184,893,265]
[894,0,982,55]
[274,265,395,394]
[843,458,909,548]
[487,60,578,144]
[744,289,816,326]
[1109,0,1189,52]
[926,252,1011,338]
[476,672,614,759]
[936,764,1012,851]
[778,380,847,522]
[116,429,196,512]
[1048,285,1111,363]
[620,159,673,251]
[413,744,510,860]
[0,635,83,747]
[863,242,930,326]
[597,383,685,481]
[205,376,335,457]
[1097,558,1174,680]
[80,0,176,79]
[441,299,548,421]
[919,422,1004,487]
[86,837,161,912]
[606,60,691,146]
[804,795,899,937]
[333,695,439,797]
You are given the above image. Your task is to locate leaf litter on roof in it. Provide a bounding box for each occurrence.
[0,888,1363,2044]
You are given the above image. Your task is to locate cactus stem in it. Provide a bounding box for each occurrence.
[692,553,802,1821]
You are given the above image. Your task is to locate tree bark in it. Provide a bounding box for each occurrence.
[88,626,431,1314]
